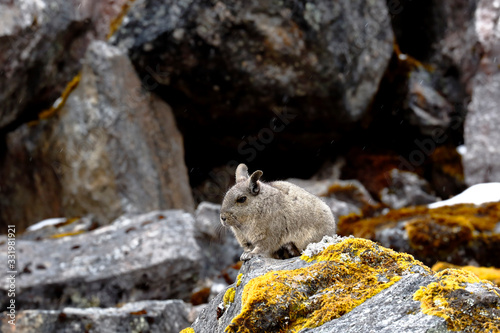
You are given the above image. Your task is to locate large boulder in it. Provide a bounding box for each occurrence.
[189,236,500,332]
[463,0,500,185]
[0,210,202,310]
[0,300,192,333]
[111,0,394,170]
[0,0,128,131]
[0,40,194,231]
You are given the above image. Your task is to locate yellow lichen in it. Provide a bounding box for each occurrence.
[37,72,82,121]
[338,201,500,240]
[433,262,500,287]
[107,0,137,39]
[236,273,243,287]
[223,288,236,307]
[405,214,474,256]
[225,238,429,333]
[179,328,195,333]
[413,268,500,331]
[49,230,85,239]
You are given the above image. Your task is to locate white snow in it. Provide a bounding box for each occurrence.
[428,182,500,208]
[26,217,67,231]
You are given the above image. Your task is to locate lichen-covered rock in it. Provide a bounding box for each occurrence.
[0,0,129,130]
[463,1,500,185]
[0,40,194,231]
[0,210,202,310]
[190,236,500,332]
[338,201,500,267]
[111,0,394,168]
[0,300,192,333]
[432,262,500,287]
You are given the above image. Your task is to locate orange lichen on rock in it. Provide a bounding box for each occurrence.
[49,230,85,239]
[413,268,500,332]
[35,72,81,121]
[107,0,137,39]
[433,262,500,287]
[180,328,195,333]
[430,145,465,181]
[405,215,474,256]
[338,201,500,239]
[225,238,430,333]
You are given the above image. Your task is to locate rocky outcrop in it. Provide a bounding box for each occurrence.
[0,300,193,333]
[0,40,194,230]
[111,0,394,172]
[189,236,500,332]
[338,201,500,268]
[463,0,500,185]
[0,0,128,131]
[0,210,201,310]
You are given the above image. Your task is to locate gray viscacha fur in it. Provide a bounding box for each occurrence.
[220,163,336,261]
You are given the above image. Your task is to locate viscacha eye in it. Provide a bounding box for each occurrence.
[236,196,247,203]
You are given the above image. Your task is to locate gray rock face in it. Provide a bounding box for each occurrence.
[463,1,500,185]
[111,0,394,162]
[380,169,439,209]
[0,40,194,230]
[0,300,192,333]
[0,210,202,310]
[0,0,128,130]
[194,202,241,279]
[302,274,448,333]
[405,69,454,135]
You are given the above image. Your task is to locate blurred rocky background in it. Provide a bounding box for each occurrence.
[1,0,499,332]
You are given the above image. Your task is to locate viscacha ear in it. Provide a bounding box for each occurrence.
[235,164,249,183]
[248,170,263,195]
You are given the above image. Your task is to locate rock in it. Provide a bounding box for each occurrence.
[189,236,500,332]
[0,300,192,333]
[338,201,500,267]
[380,169,439,209]
[194,202,241,280]
[111,0,394,170]
[463,1,500,186]
[0,210,202,310]
[432,262,500,287]
[18,216,98,241]
[404,69,454,135]
[390,0,480,110]
[0,40,194,231]
[0,0,129,131]
[287,178,379,218]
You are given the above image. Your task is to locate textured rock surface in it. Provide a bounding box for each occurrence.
[0,210,202,310]
[111,0,394,169]
[338,201,500,267]
[380,169,438,209]
[0,40,194,230]
[190,236,500,332]
[0,300,192,333]
[0,0,128,130]
[194,201,241,279]
[463,0,500,185]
